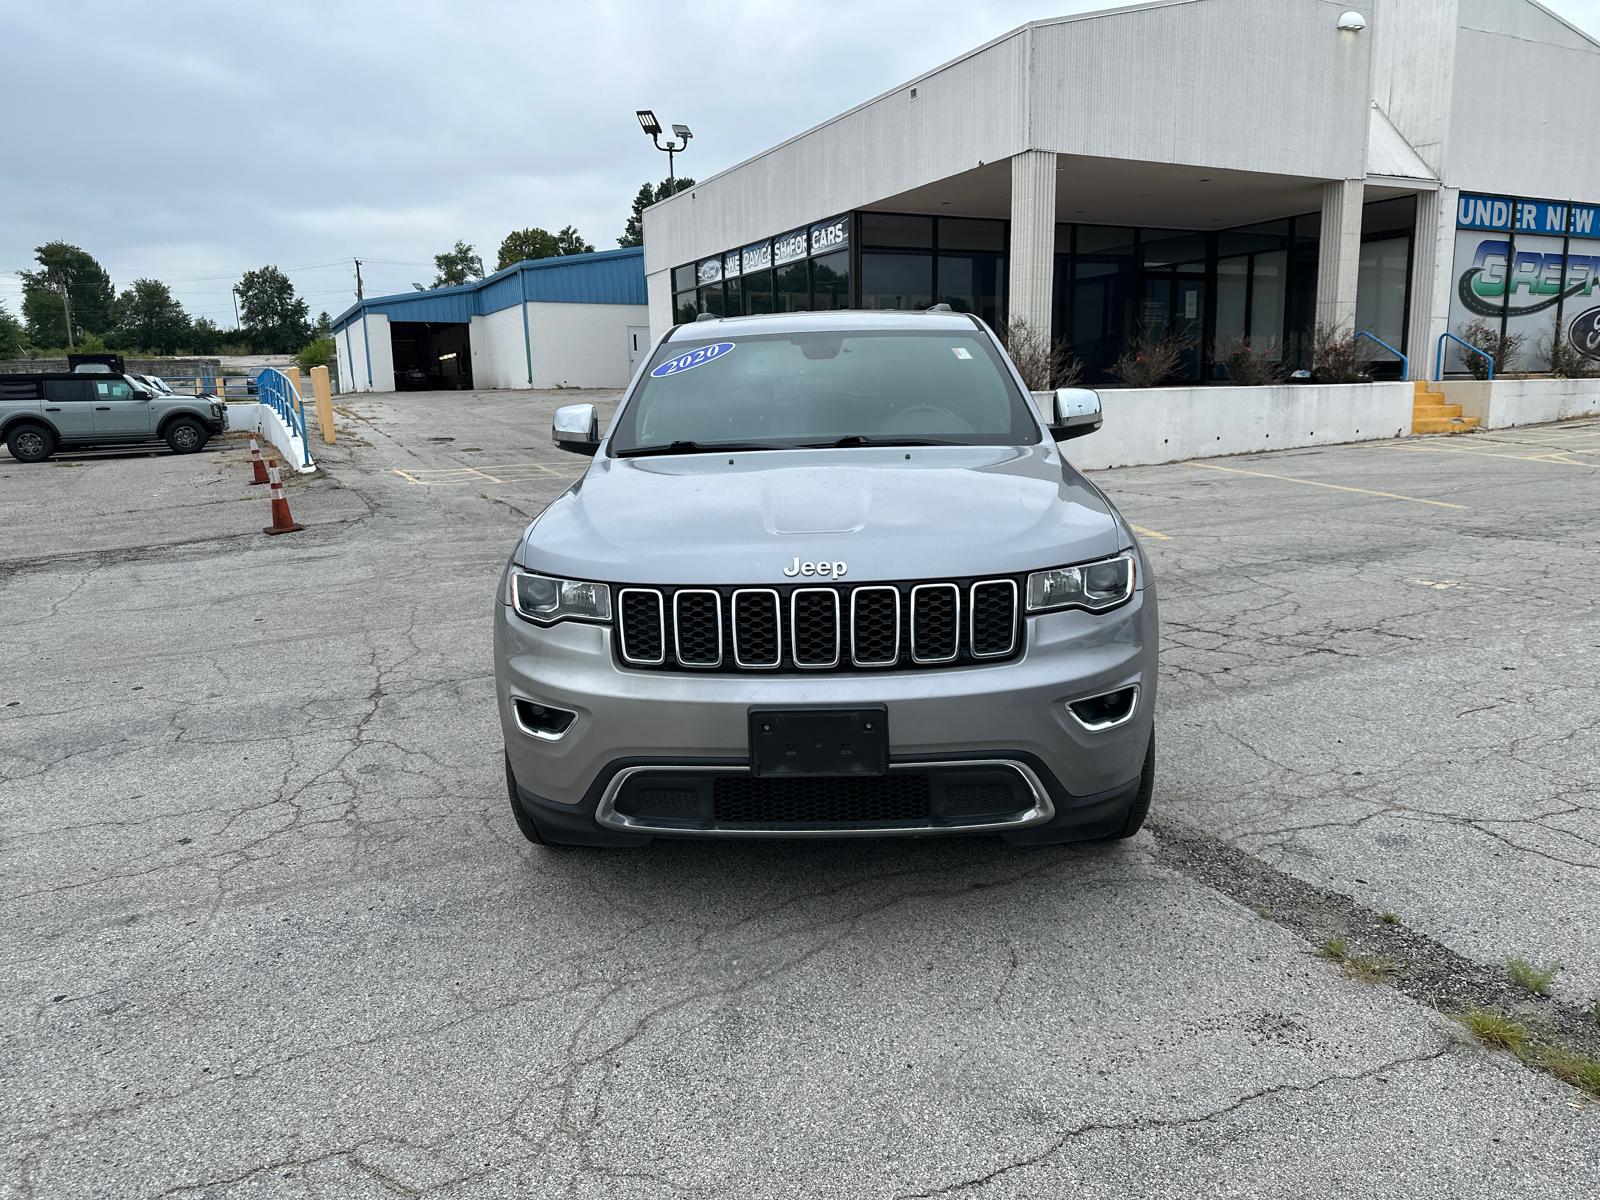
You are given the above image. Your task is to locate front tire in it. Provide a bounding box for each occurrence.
[165,418,208,454]
[1102,732,1155,840]
[6,423,55,463]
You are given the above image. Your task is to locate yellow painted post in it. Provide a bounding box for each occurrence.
[311,366,335,444]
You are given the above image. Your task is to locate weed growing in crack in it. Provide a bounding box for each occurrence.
[1341,955,1399,985]
[1532,1044,1600,1097]
[1318,938,1348,962]
[1455,1008,1528,1053]
[1506,956,1562,995]
[1381,912,1401,925]
[1590,999,1600,1025]
[1257,907,1271,919]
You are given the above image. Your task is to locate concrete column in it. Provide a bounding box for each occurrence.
[1413,187,1457,380]
[1315,179,1364,333]
[1008,151,1057,335]
[310,365,335,444]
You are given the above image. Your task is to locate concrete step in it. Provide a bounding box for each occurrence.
[1412,415,1480,434]
[1413,403,1464,419]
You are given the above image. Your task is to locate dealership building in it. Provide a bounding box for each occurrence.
[332,247,649,393]
[642,0,1600,382]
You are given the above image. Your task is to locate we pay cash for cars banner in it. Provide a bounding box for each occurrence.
[1452,193,1600,365]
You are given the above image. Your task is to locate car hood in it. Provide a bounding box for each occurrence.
[520,444,1125,587]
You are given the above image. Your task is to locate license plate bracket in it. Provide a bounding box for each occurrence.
[749,706,888,777]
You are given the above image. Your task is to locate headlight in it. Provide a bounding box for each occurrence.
[1026,552,1136,614]
[510,572,612,625]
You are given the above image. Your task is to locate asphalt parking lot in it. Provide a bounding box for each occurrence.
[3,394,1598,1198]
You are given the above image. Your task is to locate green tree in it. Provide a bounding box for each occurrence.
[18,241,115,346]
[235,266,312,354]
[0,299,25,359]
[188,316,225,355]
[297,338,336,368]
[497,224,596,270]
[109,278,192,355]
[415,240,484,290]
[618,178,695,248]
[313,310,332,338]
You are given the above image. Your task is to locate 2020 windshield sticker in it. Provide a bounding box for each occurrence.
[651,342,736,378]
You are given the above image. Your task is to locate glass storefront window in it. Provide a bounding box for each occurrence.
[1355,235,1411,359]
[939,218,1005,252]
[743,269,774,315]
[675,292,698,324]
[1251,250,1287,347]
[936,254,1004,325]
[1072,260,1133,380]
[860,252,933,310]
[698,283,726,316]
[724,275,743,317]
[1142,231,1207,269]
[862,213,933,248]
[1076,226,1136,256]
[673,265,697,293]
[1215,257,1249,353]
[811,251,850,310]
[776,260,810,312]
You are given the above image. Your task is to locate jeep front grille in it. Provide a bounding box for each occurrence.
[612,578,1022,674]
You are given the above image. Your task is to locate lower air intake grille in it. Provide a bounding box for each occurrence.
[970,581,1017,658]
[714,774,931,824]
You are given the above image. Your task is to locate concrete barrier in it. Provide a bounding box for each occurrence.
[1054,382,1415,472]
[1431,378,1600,429]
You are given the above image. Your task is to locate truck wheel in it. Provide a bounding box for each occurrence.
[6,424,55,463]
[165,418,208,454]
[1102,732,1155,840]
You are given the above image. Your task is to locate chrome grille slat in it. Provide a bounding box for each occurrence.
[732,588,781,669]
[850,586,900,667]
[673,589,723,668]
[969,579,1018,659]
[910,583,960,664]
[618,588,665,665]
[790,588,841,668]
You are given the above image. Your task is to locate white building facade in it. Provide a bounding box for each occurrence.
[642,0,1600,382]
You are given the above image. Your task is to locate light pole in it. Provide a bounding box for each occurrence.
[636,110,692,184]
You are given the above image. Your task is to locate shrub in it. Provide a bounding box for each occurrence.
[1109,326,1193,387]
[1310,322,1375,383]
[997,316,1082,390]
[297,338,336,369]
[1542,330,1600,379]
[1455,321,1525,379]
[1215,336,1287,386]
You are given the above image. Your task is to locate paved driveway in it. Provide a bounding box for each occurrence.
[3,394,1597,1198]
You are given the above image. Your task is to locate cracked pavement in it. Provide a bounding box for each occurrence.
[2,396,1598,1197]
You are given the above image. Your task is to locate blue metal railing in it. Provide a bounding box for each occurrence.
[255,368,312,468]
[1436,332,1495,381]
[1353,331,1408,382]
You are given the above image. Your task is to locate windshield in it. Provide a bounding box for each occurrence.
[610,328,1038,454]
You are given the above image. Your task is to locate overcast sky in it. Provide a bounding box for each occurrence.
[4,0,1599,327]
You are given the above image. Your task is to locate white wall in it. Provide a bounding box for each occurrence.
[471,307,529,390]
[528,302,648,388]
[1436,378,1600,428]
[1059,382,1416,472]
[338,313,394,393]
[647,269,673,343]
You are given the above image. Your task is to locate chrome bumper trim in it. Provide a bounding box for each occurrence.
[593,758,1056,838]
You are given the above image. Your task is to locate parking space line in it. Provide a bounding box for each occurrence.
[392,463,584,487]
[1367,435,1600,467]
[1183,461,1467,508]
[1129,524,1171,540]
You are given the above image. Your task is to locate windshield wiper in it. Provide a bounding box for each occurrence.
[803,436,958,448]
[615,440,791,458]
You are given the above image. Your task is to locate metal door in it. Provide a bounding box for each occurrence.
[41,378,95,441]
[628,326,651,373]
[89,378,153,438]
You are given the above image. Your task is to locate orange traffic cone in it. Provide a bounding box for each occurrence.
[262,460,304,535]
[248,438,270,485]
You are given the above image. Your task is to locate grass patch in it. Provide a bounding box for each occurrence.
[1455,1008,1528,1053]
[1533,1044,1600,1096]
[1342,955,1398,984]
[1317,937,1348,962]
[1506,956,1561,995]
[1256,907,1271,919]
[1381,912,1401,925]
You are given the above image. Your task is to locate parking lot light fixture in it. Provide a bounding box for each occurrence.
[637,110,693,183]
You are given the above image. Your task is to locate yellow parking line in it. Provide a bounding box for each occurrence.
[1184,461,1467,508]
[1370,440,1594,466]
[1129,524,1171,541]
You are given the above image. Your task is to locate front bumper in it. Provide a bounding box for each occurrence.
[495,587,1157,841]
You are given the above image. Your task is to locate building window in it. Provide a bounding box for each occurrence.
[776,259,809,311]
[743,269,774,314]
[811,251,850,310]
[860,252,932,310]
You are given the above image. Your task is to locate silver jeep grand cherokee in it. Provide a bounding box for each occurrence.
[495,309,1156,847]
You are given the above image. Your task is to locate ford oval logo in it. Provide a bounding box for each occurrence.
[650,342,735,378]
[1568,306,1600,360]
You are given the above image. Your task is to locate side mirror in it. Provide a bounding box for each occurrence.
[553,403,601,456]
[1048,387,1102,441]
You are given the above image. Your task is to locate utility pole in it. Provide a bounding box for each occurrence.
[49,270,74,350]
[354,259,364,301]
[231,284,240,330]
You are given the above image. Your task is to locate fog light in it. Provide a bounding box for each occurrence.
[1067,686,1139,732]
[514,699,577,741]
